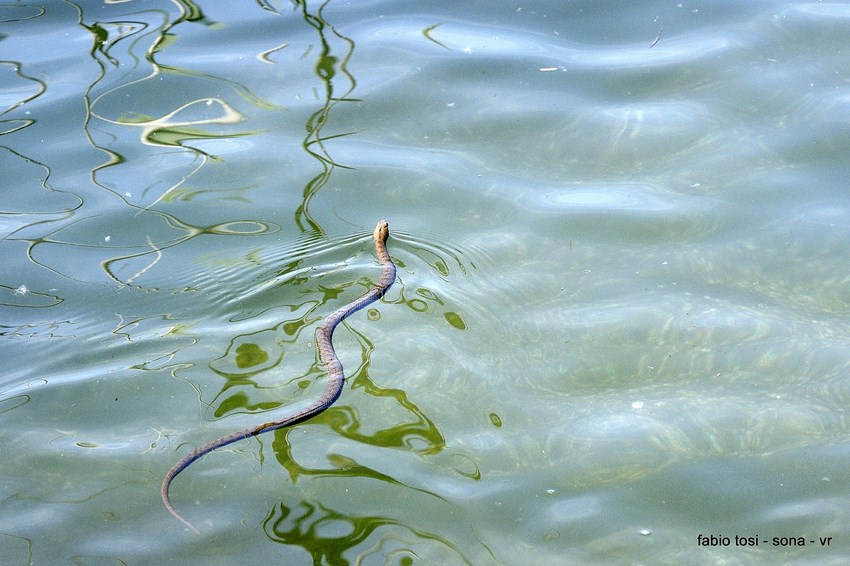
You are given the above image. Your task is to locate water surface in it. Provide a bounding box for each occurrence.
[2,1,850,564]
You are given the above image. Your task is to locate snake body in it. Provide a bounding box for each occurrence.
[161,220,396,533]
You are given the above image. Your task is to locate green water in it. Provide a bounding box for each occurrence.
[2,1,850,564]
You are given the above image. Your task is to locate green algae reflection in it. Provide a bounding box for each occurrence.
[263,500,475,565]
[234,343,270,369]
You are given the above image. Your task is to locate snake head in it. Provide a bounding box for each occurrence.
[374,220,389,244]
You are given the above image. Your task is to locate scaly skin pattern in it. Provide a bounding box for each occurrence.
[161,221,397,533]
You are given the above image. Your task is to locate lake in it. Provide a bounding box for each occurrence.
[2,1,850,564]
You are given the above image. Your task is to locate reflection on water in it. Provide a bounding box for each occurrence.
[286,0,359,235]
[0,0,476,561]
[263,498,480,565]
[3,0,850,563]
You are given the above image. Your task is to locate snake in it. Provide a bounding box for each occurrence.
[161,220,397,533]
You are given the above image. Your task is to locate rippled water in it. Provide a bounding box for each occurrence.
[3,1,850,564]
